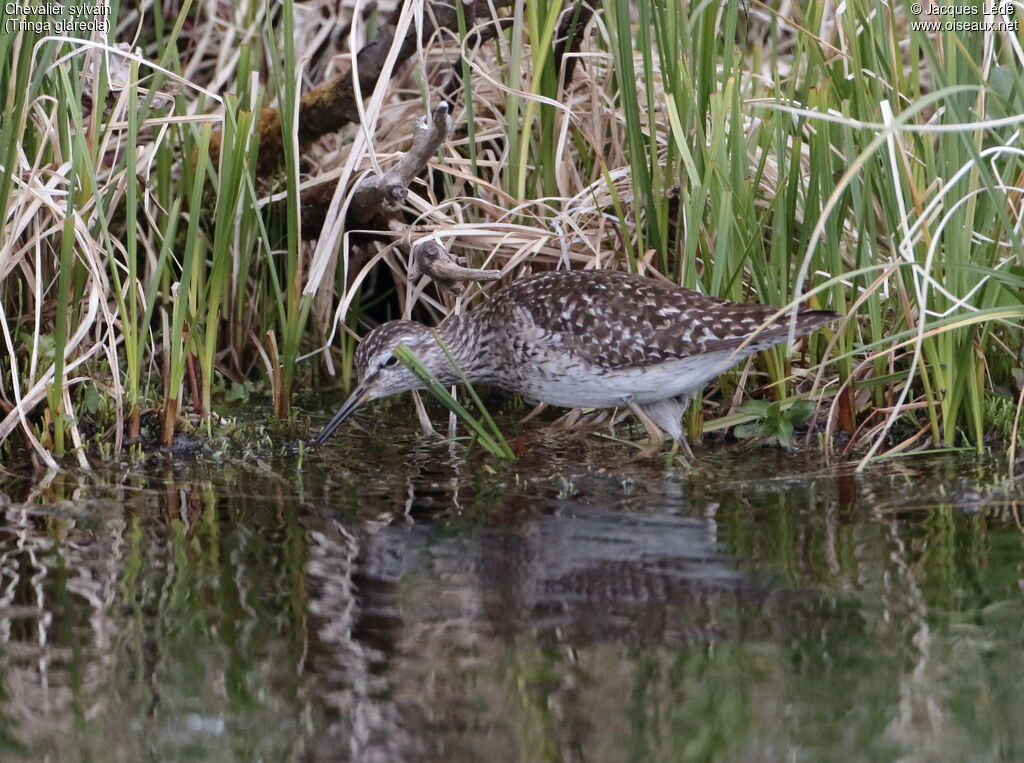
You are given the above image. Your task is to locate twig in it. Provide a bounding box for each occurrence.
[347,102,453,224]
[211,1,497,176]
[409,239,500,296]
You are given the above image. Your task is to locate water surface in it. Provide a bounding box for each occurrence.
[1,423,1022,761]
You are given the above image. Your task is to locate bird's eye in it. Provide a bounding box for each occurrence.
[382,354,399,368]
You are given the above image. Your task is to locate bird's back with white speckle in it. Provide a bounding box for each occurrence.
[475,269,830,373]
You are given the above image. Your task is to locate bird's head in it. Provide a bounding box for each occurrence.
[314,320,451,445]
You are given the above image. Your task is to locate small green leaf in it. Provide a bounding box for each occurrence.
[225,381,250,403]
[83,384,101,415]
[787,399,815,426]
[737,399,772,417]
[734,422,766,439]
[776,417,795,448]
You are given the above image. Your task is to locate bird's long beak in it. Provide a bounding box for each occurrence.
[313,379,375,446]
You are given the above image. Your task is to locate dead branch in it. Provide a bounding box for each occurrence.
[553,1,596,83]
[409,239,501,296]
[210,0,497,177]
[348,102,452,224]
[299,102,451,238]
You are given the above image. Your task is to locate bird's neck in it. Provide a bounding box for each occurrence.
[428,312,486,384]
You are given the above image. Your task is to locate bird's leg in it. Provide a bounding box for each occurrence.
[676,431,696,460]
[623,398,667,459]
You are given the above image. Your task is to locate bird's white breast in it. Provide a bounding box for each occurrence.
[515,350,747,409]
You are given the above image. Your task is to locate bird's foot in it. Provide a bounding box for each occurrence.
[623,398,669,461]
[631,438,667,461]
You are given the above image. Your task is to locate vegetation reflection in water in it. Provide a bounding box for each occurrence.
[0,431,1022,762]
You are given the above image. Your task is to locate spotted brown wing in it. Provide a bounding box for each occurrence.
[488,269,816,370]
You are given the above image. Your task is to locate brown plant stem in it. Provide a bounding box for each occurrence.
[161,397,178,447]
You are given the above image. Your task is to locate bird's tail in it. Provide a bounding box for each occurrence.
[794,309,841,332]
[733,309,840,354]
